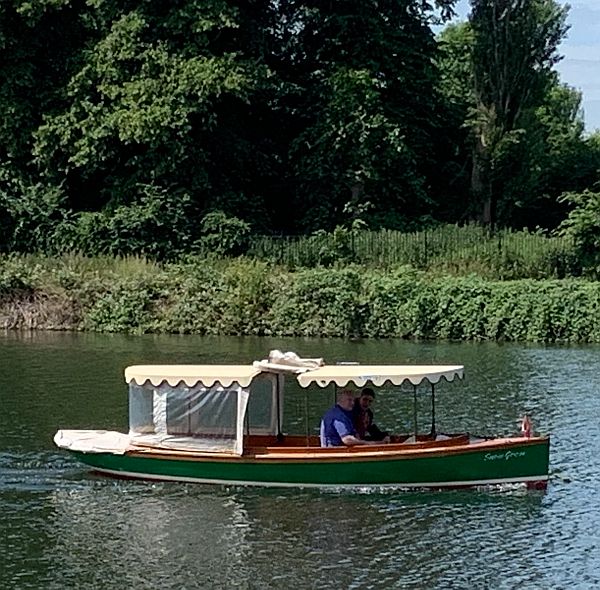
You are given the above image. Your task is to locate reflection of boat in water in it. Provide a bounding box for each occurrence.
[54,352,550,489]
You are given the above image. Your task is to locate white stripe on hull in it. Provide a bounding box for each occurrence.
[90,467,549,489]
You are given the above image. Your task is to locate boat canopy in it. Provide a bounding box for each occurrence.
[125,365,262,388]
[296,365,464,388]
[125,360,464,390]
[125,363,282,456]
[122,356,463,455]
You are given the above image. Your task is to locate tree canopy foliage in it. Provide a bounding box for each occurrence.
[1,0,599,257]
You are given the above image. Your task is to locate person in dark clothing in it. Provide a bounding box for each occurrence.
[352,388,390,443]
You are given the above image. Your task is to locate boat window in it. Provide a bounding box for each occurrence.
[129,384,154,434]
[246,374,279,434]
[128,381,249,454]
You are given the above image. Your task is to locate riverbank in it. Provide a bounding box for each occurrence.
[1,254,598,342]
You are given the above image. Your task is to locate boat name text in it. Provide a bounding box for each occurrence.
[483,450,526,462]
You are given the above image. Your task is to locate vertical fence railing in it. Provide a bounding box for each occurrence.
[245,227,578,277]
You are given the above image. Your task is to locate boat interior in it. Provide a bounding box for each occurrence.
[242,433,473,454]
[124,431,478,456]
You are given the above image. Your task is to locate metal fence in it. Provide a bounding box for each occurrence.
[246,226,580,278]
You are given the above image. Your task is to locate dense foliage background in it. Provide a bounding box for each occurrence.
[1,0,599,259]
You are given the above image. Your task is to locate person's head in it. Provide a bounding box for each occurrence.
[358,387,375,410]
[336,389,355,411]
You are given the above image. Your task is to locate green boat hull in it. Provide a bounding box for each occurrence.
[66,438,550,489]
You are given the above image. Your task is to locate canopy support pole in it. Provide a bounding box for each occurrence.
[413,385,418,440]
[305,391,310,446]
[276,375,283,442]
[430,383,436,439]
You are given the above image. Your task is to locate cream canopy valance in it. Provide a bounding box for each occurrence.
[125,360,464,389]
[296,365,464,388]
[125,365,262,388]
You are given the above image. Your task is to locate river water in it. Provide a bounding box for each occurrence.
[1,332,599,589]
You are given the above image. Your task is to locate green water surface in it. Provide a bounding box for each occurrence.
[0,332,598,589]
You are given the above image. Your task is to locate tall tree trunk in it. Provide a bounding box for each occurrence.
[471,134,494,226]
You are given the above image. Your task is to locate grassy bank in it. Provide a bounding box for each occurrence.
[1,254,599,342]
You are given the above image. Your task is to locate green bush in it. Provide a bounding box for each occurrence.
[0,255,39,294]
[2,254,600,342]
[198,211,251,257]
[558,189,600,277]
[67,185,196,259]
[267,267,364,337]
[81,279,165,333]
[159,259,274,335]
[0,171,69,254]
[361,267,435,338]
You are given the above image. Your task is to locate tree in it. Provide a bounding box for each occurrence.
[436,17,599,230]
[0,0,91,251]
[2,0,468,254]
[434,22,476,221]
[32,3,269,211]
[267,0,460,231]
[468,0,569,226]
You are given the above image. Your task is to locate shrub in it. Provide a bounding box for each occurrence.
[558,190,600,277]
[198,211,250,257]
[53,184,197,258]
[2,255,600,342]
[267,267,364,337]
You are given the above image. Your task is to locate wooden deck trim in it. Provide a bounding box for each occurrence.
[125,435,549,463]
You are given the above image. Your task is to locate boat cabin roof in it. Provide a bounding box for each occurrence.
[125,363,463,389]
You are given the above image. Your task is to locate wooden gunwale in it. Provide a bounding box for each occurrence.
[264,433,471,454]
[125,435,548,464]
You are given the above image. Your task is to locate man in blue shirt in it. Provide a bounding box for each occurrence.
[320,389,374,447]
